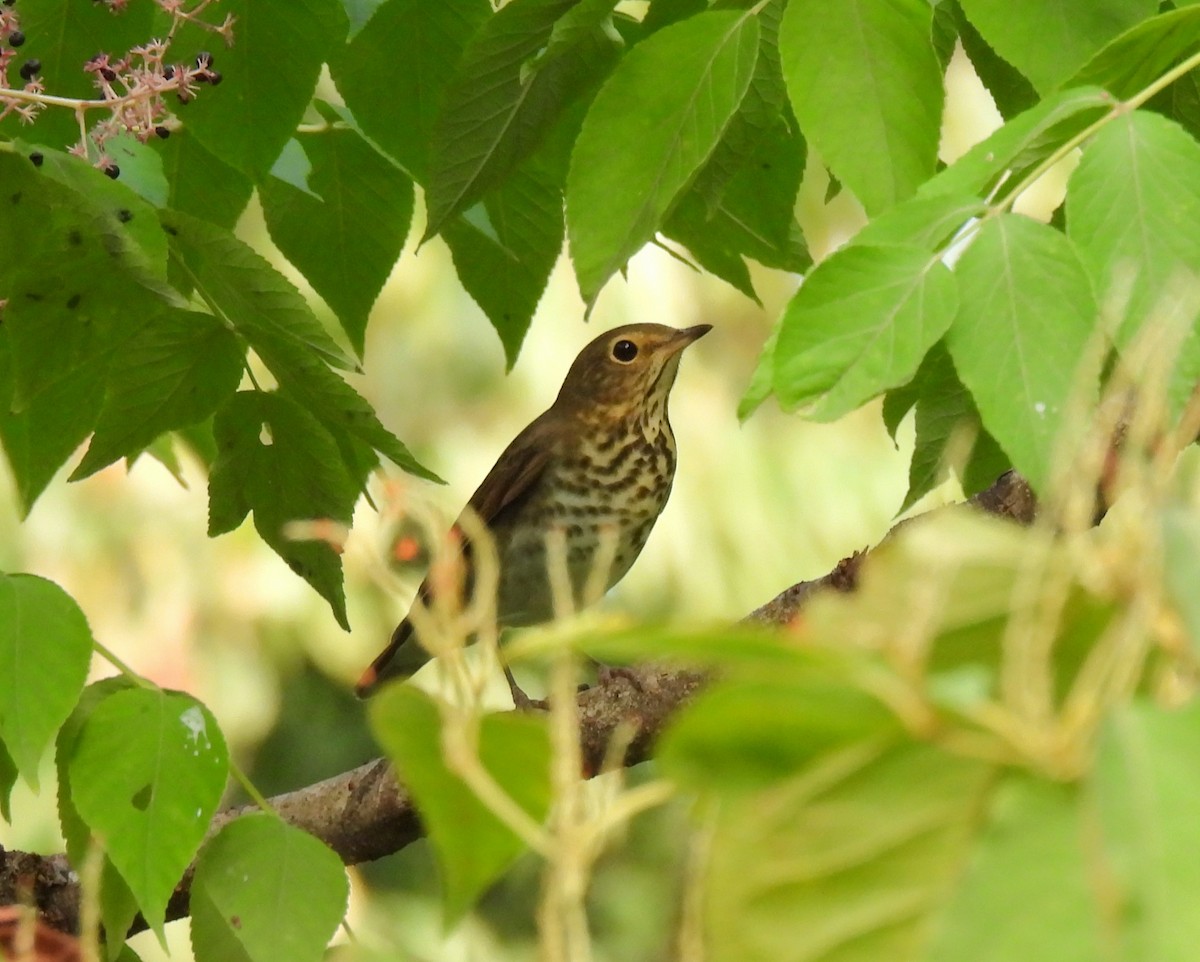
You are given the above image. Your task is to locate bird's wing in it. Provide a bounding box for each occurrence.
[356,413,557,697]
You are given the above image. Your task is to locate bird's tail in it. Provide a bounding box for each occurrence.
[355,620,430,697]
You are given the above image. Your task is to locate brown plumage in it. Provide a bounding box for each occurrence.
[356,322,711,698]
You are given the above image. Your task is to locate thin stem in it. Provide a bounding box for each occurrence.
[92,641,156,689]
[229,759,277,815]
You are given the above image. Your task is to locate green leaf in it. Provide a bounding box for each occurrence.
[331,0,491,180]
[0,0,154,149]
[1066,110,1200,414]
[161,210,353,372]
[0,574,93,789]
[951,0,1039,118]
[0,325,107,514]
[567,8,760,308]
[946,214,1097,494]
[66,687,228,934]
[779,0,943,214]
[928,776,1101,961]
[175,0,349,177]
[157,131,254,232]
[690,0,789,213]
[773,245,958,421]
[897,343,1009,512]
[660,679,900,791]
[920,86,1113,203]
[191,814,349,962]
[738,323,781,419]
[104,136,170,209]
[1093,699,1200,962]
[0,740,17,822]
[1069,4,1200,99]
[164,211,438,482]
[72,311,245,480]
[703,742,995,962]
[442,151,566,367]
[56,677,139,863]
[208,391,359,629]
[369,686,552,923]
[423,0,621,237]
[261,125,415,357]
[853,192,985,250]
[957,0,1155,94]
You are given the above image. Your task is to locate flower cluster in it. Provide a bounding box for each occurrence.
[0,0,234,175]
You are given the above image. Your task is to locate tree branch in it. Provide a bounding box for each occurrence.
[1,471,1037,935]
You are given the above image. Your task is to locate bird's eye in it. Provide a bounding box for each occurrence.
[611,339,639,363]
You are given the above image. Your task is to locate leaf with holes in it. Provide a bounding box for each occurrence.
[208,392,360,629]
[66,687,228,935]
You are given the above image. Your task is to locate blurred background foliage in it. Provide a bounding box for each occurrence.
[0,44,1063,962]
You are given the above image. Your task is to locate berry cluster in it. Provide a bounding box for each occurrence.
[0,0,234,176]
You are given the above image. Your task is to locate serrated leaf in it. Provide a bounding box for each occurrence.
[1066,110,1200,414]
[72,311,245,480]
[920,86,1113,203]
[780,0,943,214]
[738,323,781,419]
[1093,699,1200,962]
[773,245,958,421]
[691,0,789,212]
[442,149,566,367]
[67,687,228,934]
[1068,5,1200,99]
[704,741,995,962]
[897,343,1009,512]
[208,391,359,628]
[957,0,1156,94]
[160,211,353,372]
[567,9,760,308]
[946,214,1098,494]
[191,814,349,962]
[174,0,349,177]
[854,192,984,250]
[331,0,491,180]
[369,686,552,923]
[164,211,438,482]
[261,126,416,356]
[951,0,1039,118]
[156,131,254,232]
[423,0,621,237]
[0,574,93,788]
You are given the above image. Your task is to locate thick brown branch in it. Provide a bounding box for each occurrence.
[3,471,1037,935]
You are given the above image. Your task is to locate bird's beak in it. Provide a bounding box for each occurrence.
[671,324,712,351]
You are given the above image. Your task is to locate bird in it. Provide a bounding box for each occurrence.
[355,322,712,700]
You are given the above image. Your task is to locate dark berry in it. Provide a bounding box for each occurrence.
[154,125,170,139]
[100,67,116,82]
[103,164,119,179]
[28,151,42,167]
[18,58,39,80]
[194,51,212,68]
[2,0,16,7]
[9,29,24,47]
[163,65,174,80]
[206,70,222,86]
[116,208,132,223]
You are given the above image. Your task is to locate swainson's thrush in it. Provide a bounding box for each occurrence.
[356,322,711,698]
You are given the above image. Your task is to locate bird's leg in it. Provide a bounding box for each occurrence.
[504,665,547,711]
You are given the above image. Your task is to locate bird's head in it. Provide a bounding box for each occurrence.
[554,323,711,419]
